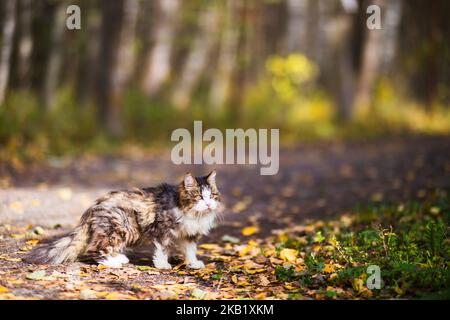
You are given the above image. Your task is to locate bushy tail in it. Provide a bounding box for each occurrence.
[25,224,89,264]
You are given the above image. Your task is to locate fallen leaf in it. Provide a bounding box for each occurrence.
[279,248,298,262]
[80,289,97,300]
[57,188,73,201]
[221,235,240,244]
[33,226,45,235]
[9,201,23,212]
[352,278,365,293]
[0,286,9,293]
[136,265,152,271]
[26,239,40,245]
[198,243,218,250]
[26,270,46,280]
[105,292,119,300]
[191,288,207,299]
[241,226,259,236]
[323,263,336,273]
[258,275,270,286]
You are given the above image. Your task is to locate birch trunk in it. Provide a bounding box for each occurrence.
[172,5,220,110]
[17,0,33,90]
[140,0,179,96]
[42,2,66,109]
[354,0,385,117]
[208,0,239,113]
[98,0,139,137]
[0,0,17,104]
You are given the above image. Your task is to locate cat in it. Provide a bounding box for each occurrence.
[25,171,221,269]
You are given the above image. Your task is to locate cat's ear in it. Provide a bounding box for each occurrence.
[206,170,216,185]
[184,172,197,189]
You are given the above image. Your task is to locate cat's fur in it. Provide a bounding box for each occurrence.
[25,171,221,269]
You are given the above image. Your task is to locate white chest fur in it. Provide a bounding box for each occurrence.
[173,208,217,237]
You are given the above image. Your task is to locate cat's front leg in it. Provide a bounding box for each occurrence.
[181,241,205,269]
[153,241,172,269]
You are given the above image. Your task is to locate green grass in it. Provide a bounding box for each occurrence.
[275,189,450,299]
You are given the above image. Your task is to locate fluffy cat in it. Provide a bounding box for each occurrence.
[25,171,221,269]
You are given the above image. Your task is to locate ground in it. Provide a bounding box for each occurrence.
[0,135,449,299]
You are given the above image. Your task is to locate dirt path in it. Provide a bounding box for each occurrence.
[0,135,449,299]
[1,135,449,236]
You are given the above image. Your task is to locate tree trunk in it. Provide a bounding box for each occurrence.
[16,0,33,90]
[229,1,251,124]
[305,0,320,61]
[354,0,385,118]
[98,0,139,138]
[140,0,179,96]
[0,0,17,105]
[379,0,402,74]
[323,0,357,121]
[172,4,220,110]
[208,0,239,113]
[42,2,66,109]
[76,5,101,107]
[286,0,307,53]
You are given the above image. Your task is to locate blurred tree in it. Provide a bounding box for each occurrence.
[16,0,34,90]
[208,0,239,113]
[172,3,220,110]
[140,0,180,96]
[98,0,139,137]
[354,0,385,118]
[42,1,66,109]
[75,1,101,107]
[0,0,17,104]
[0,0,448,147]
[324,0,357,121]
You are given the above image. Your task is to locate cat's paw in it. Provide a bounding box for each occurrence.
[116,254,129,264]
[97,256,123,268]
[153,260,172,270]
[187,260,205,269]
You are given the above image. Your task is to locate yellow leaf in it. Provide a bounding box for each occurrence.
[198,243,217,250]
[9,201,23,212]
[284,284,297,290]
[258,275,270,286]
[328,273,338,281]
[241,226,259,236]
[323,263,335,273]
[279,248,298,262]
[237,280,251,286]
[278,233,289,242]
[95,292,109,298]
[394,286,404,295]
[105,292,119,300]
[97,264,107,270]
[57,188,73,201]
[352,278,365,293]
[0,256,22,262]
[0,286,9,293]
[430,207,440,215]
[26,239,39,245]
[295,265,305,272]
[254,292,267,299]
[246,268,266,275]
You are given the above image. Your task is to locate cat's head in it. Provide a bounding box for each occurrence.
[179,171,221,214]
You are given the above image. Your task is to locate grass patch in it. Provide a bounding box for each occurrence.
[275,189,450,299]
